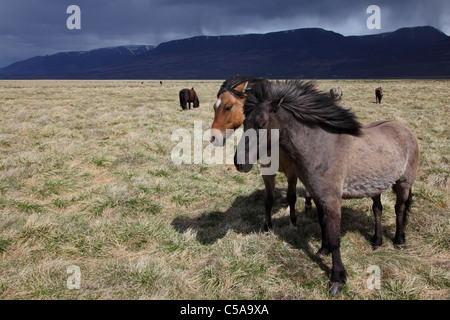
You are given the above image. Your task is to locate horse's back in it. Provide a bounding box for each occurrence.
[361,121,418,166]
[189,89,199,107]
[362,121,417,149]
[188,89,195,100]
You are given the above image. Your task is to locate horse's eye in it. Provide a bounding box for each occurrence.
[224,106,232,111]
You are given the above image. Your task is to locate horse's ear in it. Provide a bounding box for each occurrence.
[242,81,249,93]
[270,95,285,113]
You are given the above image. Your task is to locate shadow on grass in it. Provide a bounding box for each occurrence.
[172,187,396,277]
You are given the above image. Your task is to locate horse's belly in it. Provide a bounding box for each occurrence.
[342,161,403,198]
[342,177,395,199]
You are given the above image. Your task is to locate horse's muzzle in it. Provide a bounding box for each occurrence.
[210,129,225,146]
[234,152,253,173]
[210,135,225,146]
[235,163,253,173]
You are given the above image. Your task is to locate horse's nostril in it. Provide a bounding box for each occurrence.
[210,136,215,143]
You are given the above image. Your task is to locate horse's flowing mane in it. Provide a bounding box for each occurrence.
[245,80,362,135]
[217,75,268,98]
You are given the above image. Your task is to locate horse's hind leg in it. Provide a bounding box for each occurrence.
[393,182,412,248]
[371,194,383,248]
[315,201,329,256]
[262,174,276,232]
[286,170,298,229]
[305,191,312,214]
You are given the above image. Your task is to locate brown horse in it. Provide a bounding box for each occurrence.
[375,87,383,103]
[235,80,419,294]
[179,87,199,110]
[210,76,312,231]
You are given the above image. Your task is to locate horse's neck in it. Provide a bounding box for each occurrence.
[277,109,331,169]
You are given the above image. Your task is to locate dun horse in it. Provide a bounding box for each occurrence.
[330,87,343,100]
[179,88,199,110]
[234,80,419,294]
[210,76,312,231]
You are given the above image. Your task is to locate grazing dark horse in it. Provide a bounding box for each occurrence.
[210,75,312,231]
[234,80,419,294]
[375,87,383,103]
[330,87,343,100]
[179,88,199,110]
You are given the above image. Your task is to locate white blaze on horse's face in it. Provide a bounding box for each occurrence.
[215,98,222,110]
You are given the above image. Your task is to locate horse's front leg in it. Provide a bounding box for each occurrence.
[318,197,347,294]
[262,174,275,232]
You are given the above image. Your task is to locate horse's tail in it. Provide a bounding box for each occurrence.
[194,95,200,108]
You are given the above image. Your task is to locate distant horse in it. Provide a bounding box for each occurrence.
[210,75,312,231]
[330,87,343,100]
[375,87,383,103]
[234,80,419,294]
[179,88,199,110]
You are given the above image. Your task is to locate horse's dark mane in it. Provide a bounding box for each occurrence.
[217,75,268,98]
[245,80,362,135]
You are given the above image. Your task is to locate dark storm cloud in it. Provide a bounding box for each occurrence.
[1,0,449,67]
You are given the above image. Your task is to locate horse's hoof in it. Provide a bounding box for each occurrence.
[395,244,406,250]
[262,224,272,233]
[372,245,383,251]
[289,222,298,231]
[317,247,330,256]
[328,282,343,295]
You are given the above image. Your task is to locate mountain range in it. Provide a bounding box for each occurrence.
[0,45,154,79]
[0,26,449,79]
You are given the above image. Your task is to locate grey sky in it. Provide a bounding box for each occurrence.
[0,0,449,67]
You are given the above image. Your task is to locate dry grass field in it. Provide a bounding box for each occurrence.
[0,79,448,300]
